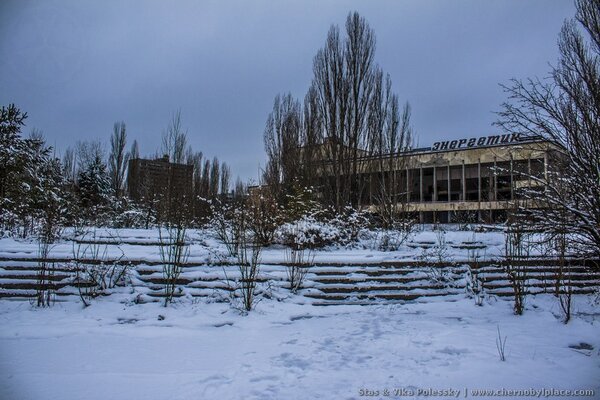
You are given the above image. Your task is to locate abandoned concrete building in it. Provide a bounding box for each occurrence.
[312,134,557,223]
[127,155,193,205]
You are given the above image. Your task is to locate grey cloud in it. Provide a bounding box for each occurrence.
[0,0,575,181]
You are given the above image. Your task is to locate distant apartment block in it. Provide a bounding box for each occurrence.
[127,155,193,205]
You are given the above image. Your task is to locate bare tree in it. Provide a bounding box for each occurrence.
[129,139,139,160]
[497,0,600,258]
[187,151,204,218]
[209,157,220,197]
[309,12,408,211]
[200,158,211,197]
[344,12,376,208]
[234,178,246,200]
[62,146,76,184]
[312,23,349,210]
[300,85,323,186]
[263,93,302,200]
[369,71,413,228]
[161,110,187,164]
[220,162,231,196]
[75,140,104,172]
[108,121,129,198]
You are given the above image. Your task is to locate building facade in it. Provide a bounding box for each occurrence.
[127,155,193,206]
[313,134,557,223]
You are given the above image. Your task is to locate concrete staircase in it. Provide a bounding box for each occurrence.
[1,258,598,305]
[303,261,600,305]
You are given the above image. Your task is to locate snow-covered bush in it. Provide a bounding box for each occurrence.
[465,267,485,306]
[453,210,478,231]
[211,198,264,312]
[248,190,284,246]
[504,217,532,315]
[72,230,129,307]
[210,199,242,257]
[418,227,457,284]
[376,230,401,251]
[278,206,371,249]
[465,248,486,306]
[36,239,55,307]
[113,208,147,228]
[110,197,149,228]
[285,247,313,293]
[278,215,342,249]
[159,224,190,307]
[374,222,414,251]
[419,228,447,262]
[329,206,370,243]
[283,222,315,293]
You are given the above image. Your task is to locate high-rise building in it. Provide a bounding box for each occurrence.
[127,155,193,207]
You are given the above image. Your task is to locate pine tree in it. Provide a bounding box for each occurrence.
[0,104,28,230]
[77,154,112,225]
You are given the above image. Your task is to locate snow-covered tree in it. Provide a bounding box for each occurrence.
[77,154,111,225]
[1,105,68,236]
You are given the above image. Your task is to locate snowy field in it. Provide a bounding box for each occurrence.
[0,226,598,399]
[0,293,599,400]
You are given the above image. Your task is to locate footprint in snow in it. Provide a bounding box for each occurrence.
[436,346,469,356]
[276,352,311,370]
[249,375,279,383]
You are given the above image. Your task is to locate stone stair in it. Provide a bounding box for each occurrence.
[0,258,598,305]
[303,262,600,305]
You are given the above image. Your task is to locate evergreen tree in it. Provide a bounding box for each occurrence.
[1,105,68,236]
[0,104,28,228]
[77,154,111,225]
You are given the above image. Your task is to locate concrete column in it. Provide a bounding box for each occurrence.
[462,161,466,201]
[477,158,482,223]
[493,157,498,201]
[433,166,437,202]
[528,156,532,188]
[447,164,450,202]
[406,167,410,203]
[478,159,481,203]
[510,155,514,201]
[419,167,423,203]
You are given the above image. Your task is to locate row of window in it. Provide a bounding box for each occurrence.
[353,159,546,204]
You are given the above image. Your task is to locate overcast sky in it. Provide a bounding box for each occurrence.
[0,0,575,182]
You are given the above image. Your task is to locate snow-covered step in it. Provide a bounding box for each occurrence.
[305,288,465,302]
[0,258,598,305]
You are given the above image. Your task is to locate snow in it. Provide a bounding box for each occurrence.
[0,294,598,400]
[0,226,598,399]
[0,226,536,265]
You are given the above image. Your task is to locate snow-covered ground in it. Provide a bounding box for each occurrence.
[0,226,598,399]
[0,225,548,265]
[0,293,599,400]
